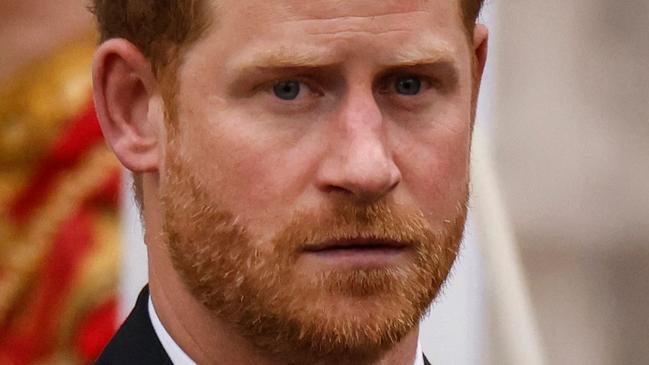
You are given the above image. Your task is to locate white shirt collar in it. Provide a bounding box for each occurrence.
[149,296,198,365]
[148,295,425,365]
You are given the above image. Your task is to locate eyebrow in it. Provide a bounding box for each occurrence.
[389,44,457,67]
[229,46,338,72]
[229,42,458,72]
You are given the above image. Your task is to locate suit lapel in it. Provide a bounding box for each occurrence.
[94,286,173,364]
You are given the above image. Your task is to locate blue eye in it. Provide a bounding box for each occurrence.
[273,81,301,100]
[395,76,422,95]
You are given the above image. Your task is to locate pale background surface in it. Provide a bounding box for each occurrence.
[491,1,649,365]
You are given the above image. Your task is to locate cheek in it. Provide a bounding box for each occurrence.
[395,123,471,219]
[177,106,320,216]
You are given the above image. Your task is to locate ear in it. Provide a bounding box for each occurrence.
[473,24,489,88]
[92,39,162,173]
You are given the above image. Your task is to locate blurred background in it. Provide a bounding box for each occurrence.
[1,1,121,364]
[1,0,647,364]
[490,1,649,364]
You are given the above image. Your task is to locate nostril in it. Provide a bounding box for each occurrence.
[321,185,355,197]
[327,186,350,194]
[317,160,401,202]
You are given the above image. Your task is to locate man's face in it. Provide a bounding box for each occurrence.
[161,0,475,362]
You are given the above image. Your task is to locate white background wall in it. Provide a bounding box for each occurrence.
[118,173,148,317]
[491,1,649,364]
[420,217,488,365]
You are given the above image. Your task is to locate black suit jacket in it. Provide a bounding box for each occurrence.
[95,286,432,365]
[95,286,173,364]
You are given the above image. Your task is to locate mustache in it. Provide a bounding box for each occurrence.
[270,199,437,254]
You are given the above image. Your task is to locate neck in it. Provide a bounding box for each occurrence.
[0,0,93,81]
[143,185,420,365]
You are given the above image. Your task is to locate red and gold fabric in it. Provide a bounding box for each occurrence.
[0,33,121,365]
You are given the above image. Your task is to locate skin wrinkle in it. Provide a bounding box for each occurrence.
[307,29,412,37]
[222,6,463,68]
[282,8,434,23]
[292,13,440,38]
[285,8,454,33]
[225,44,461,111]
[150,267,210,364]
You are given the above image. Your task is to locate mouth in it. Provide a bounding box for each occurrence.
[303,238,410,252]
[301,238,412,268]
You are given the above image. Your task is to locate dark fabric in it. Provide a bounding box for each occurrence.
[94,286,172,365]
[424,354,432,365]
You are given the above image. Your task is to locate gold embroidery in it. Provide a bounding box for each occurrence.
[0,147,119,329]
[0,29,120,365]
[56,209,121,350]
[0,32,95,208]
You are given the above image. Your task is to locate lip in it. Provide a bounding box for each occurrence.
[300,238,412,268]
[302,238,411,252]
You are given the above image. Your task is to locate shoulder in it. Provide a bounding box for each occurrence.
[94,286,173,365]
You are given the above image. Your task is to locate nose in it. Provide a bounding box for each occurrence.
[316,92,401,202]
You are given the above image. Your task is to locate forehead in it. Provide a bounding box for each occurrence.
[214,0,462,23]
[207,0,466,47]
[185,0,470,76]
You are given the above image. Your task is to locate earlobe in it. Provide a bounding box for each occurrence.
[92,39,162,173]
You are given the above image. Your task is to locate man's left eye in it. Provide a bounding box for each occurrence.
[272,81,301,100]
[395,76,422,96]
